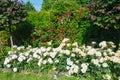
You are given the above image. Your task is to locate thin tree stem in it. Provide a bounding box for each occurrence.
[10,34,13,47]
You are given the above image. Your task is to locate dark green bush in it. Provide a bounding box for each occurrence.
[88,0,120,29]
[12,21,34,46]
[82,0,120,48]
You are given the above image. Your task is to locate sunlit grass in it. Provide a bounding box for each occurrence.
[0,69,94,80]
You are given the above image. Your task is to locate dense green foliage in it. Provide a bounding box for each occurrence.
[76,0,93,7]
[42,0,79,14]
[29,0,91,47]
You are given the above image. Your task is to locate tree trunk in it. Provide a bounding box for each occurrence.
[10,34,13,47]
[9,26,14,47]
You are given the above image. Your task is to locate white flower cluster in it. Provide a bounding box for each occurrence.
[3,38,120,79]
[81,63,89,73]
[103,74,111,80]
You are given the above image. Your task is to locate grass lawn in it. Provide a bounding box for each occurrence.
[0,69,93,80]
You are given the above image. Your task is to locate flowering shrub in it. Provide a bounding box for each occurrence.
[31,7,90,47]
[4,38,120,79]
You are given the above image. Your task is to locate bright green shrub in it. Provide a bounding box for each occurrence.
[30,7,91,47]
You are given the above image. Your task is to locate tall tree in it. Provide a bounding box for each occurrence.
[88,0,120,29]
[0,0,27,47]
[25,1,36,11]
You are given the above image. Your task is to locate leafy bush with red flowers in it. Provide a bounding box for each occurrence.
[31,7,90,47]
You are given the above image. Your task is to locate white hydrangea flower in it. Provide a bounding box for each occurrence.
[95,51,102,57]
[64,50,70,55]
[111,56,119,63]
[59,50,64,54]
[102,63,108,68]
[72,48,81,53]
[59,43,66,48]
[87,49,96,55]
[99,57,105,63]
[48,58,53,64]
[18,55,26,62]
[13,67,17,72]
[26,45,32,49]
[62,38,69,43]
[118,76,120,80]
[87,46,92,50]
[8,51,13,55]
[38,59,42,66]
[67,58,73,66]
[103,52,107,56]
[19,53,24,56]
[12,45,17,48]
[18,57,24,62]
[80,52,86,57]
[11,54,18,59]
[49,52,57,58]
[24,52,29,56]
[68,69,73,75]
[36,49,42,54]
[27,58,33,63]
[92,41,96,45]
[72,64,79,73]
[40,47,46,52]
[46,47,52,52]
[66,43,71,47]
[55,59,59,63]
[4,58,10,65]
[33,53,39,58]
[53,47,62,52]
[66,66,70,70]
[81,63,89,73]
[91,59,100,67]
[17,46,25,50]
[47,40,52,45]
[42,60,47,64]
[43,52,49,57]
[71,53,75,57]
[6,64,11,68]
[68,64,79,75]
[75,60,79,64]
[103,74,111,80]
[72,42,78,47]
[81,68,87,74]
[99,41,107,48]
[108,41,116,48]
[107,49,112,53]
